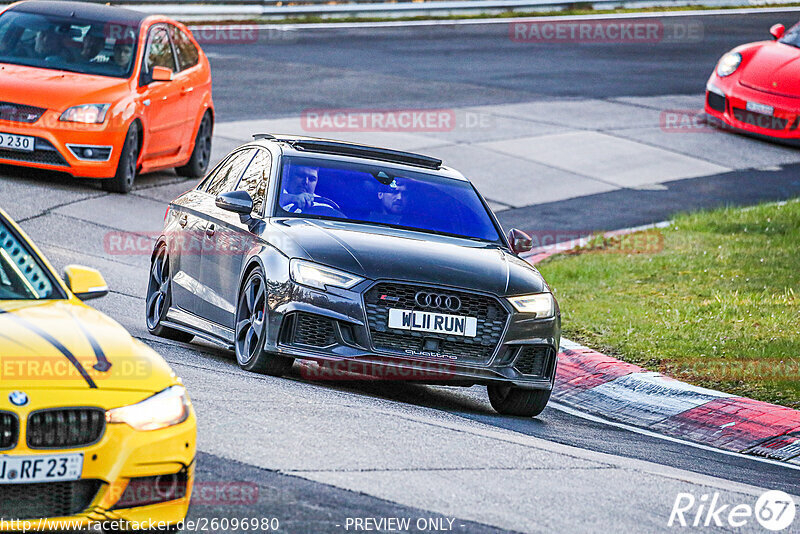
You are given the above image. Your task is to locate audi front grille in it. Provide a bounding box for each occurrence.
[364,282,508,364]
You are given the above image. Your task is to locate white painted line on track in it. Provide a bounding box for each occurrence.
[549,400,800,474]
[226,6,800,30]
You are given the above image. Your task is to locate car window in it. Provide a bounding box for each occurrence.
[169,25,198,71]
[0,10,139,78]
[197,153,233,191]
[236,149,271,215]
[206,149,255,197]
[0,218,58,300]
[276,156,502,243]
[142,26,175,81]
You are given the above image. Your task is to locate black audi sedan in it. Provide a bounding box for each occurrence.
[146,135,560,416]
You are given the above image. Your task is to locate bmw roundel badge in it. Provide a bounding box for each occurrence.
[9,391,28,406]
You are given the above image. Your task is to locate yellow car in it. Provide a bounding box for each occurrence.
[0,208,195,530]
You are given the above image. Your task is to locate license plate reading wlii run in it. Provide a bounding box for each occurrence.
[388,309,478,337]
[0,132,34,152]
[0,453,83,484]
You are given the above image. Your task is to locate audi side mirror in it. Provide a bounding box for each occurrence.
[508,229,532,254]
[216,190,253,214]
[770,23,785,40]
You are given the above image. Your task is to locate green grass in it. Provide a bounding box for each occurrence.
[538,200,800,409]
[188,2,800,25]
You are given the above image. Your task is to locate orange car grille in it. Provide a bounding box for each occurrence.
[0,138,69,167]
[0,102,46,124]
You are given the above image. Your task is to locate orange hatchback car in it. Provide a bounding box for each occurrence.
[0,1,214,192]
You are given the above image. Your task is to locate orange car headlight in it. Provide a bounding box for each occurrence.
[106,386,190,431]
[59,104,110,124]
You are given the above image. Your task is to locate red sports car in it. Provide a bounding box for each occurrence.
[705,22,800,143]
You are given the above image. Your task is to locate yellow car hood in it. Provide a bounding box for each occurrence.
[0,299,178,392]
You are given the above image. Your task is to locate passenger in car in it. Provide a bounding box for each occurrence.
[371,178,409,225]
[32,26,71,62]
[80,30,106,63]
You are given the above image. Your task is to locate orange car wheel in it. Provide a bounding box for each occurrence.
[103,124,139,194]
[176,111,213,179]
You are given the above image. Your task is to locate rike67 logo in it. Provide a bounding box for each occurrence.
[669,490,796,531]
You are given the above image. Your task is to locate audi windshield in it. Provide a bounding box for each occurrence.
[275,156,503,242]
[0,10,139,78]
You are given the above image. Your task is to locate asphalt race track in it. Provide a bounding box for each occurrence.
[1,9,799,533]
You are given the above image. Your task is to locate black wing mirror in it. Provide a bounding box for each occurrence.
[216,190,254,223]
[507,228,532,254]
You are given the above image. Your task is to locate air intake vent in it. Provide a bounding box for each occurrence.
[0,480,102,519]
[513,346,555,378]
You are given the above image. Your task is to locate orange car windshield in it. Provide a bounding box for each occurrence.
[0,10,139,78]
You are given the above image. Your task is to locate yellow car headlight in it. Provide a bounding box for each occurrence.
[507,293,555,318]
[106,385,190,431]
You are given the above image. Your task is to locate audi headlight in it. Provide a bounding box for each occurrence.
[106,385,190,431]
[290,259,363,290]
[716,52,742,77]
[59,104,110,124]
[507,293,555,318]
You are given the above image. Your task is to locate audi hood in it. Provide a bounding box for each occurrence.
[271,218,548,296]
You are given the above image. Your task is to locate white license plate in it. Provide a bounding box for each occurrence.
[746,101,774,116]
[388,309,478,337]
[0,132,34,152]
[0,453,83,484]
